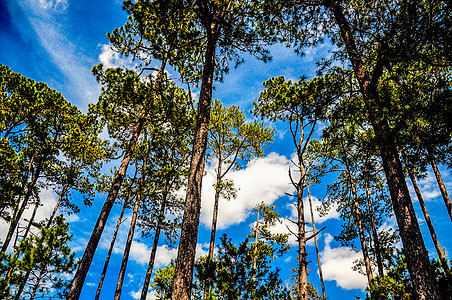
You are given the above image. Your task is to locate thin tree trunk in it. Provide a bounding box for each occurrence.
[140,189,168,300]
[14,269,31,300]
[252,206,260,284]
[203,160,223,299]
[407,168,449,274]
[307,185,326,300]
[345,161,373,283]
[94,195,130,300]
[294,119,308,300]
[114,158,147,300]
[326,2,440,298]
[171,25,217,300]
[427,150,452,222]
[364,178,384,277]
[208,161,222,261]
[46,183,69,228]
[2,157,45,253]
[13,200,41,300]
[29,266,43,300]
[68,118,144,300]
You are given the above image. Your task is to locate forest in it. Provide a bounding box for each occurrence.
[0,0,451,299]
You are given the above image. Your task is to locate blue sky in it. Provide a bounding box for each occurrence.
[1,0,451,299]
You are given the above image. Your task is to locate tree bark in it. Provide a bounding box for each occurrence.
[344,161,373,284]
[94,195,129,300]
[114,159,147,300]
[407,168,449,274]
[307,185,326,300]
[140,189,168,300]
[171,21,217,300]
[326,2,440,298]
[29,267,43,300]
[364,178,384,277]
[67,119,144,300]
[208,161,222,261]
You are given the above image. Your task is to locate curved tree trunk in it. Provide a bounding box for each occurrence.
[364,178,384,277]
[68,119,144,300]
[307,185,326,300]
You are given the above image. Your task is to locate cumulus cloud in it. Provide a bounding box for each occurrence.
[129,241,209,267]
[200,153,291,230]
[320,234,367,290]
[98,44,135,69]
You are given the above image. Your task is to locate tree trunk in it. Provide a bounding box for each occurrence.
[345,162,373,283]
[94,195,129,300]
[29,266,43,300]
[326,2,440,298]
[364,178,384,277]
[171,26,217,300]
[295,120,308,300]
[427,150,452,222]
[252,206,260,284]
[208,161,222,261]
[46,183,69,228]
[114,159,147,300]
[2,157,45,253]
[407,168,449,274]
[307,185,326,300]
[140,189,168,300]
[67,118,144,300]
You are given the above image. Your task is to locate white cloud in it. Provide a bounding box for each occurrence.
[131,289,158,300]
[200,153,291,230]
[320,234,367,290]
[99,44,135,69]
[129,241,208,268]
[38,0,68,11]
[287,196,340,226]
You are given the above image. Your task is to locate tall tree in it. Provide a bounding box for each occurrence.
[206,99,273,262]
[68,65,186,299]
[270,1,452,297]
[254,74,338,299]
[107,1,275,297]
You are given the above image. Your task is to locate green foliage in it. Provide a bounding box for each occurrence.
[151,262,176,299]
[195,235,290,300]
[112,0,274,82]
[0,216,76,299]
